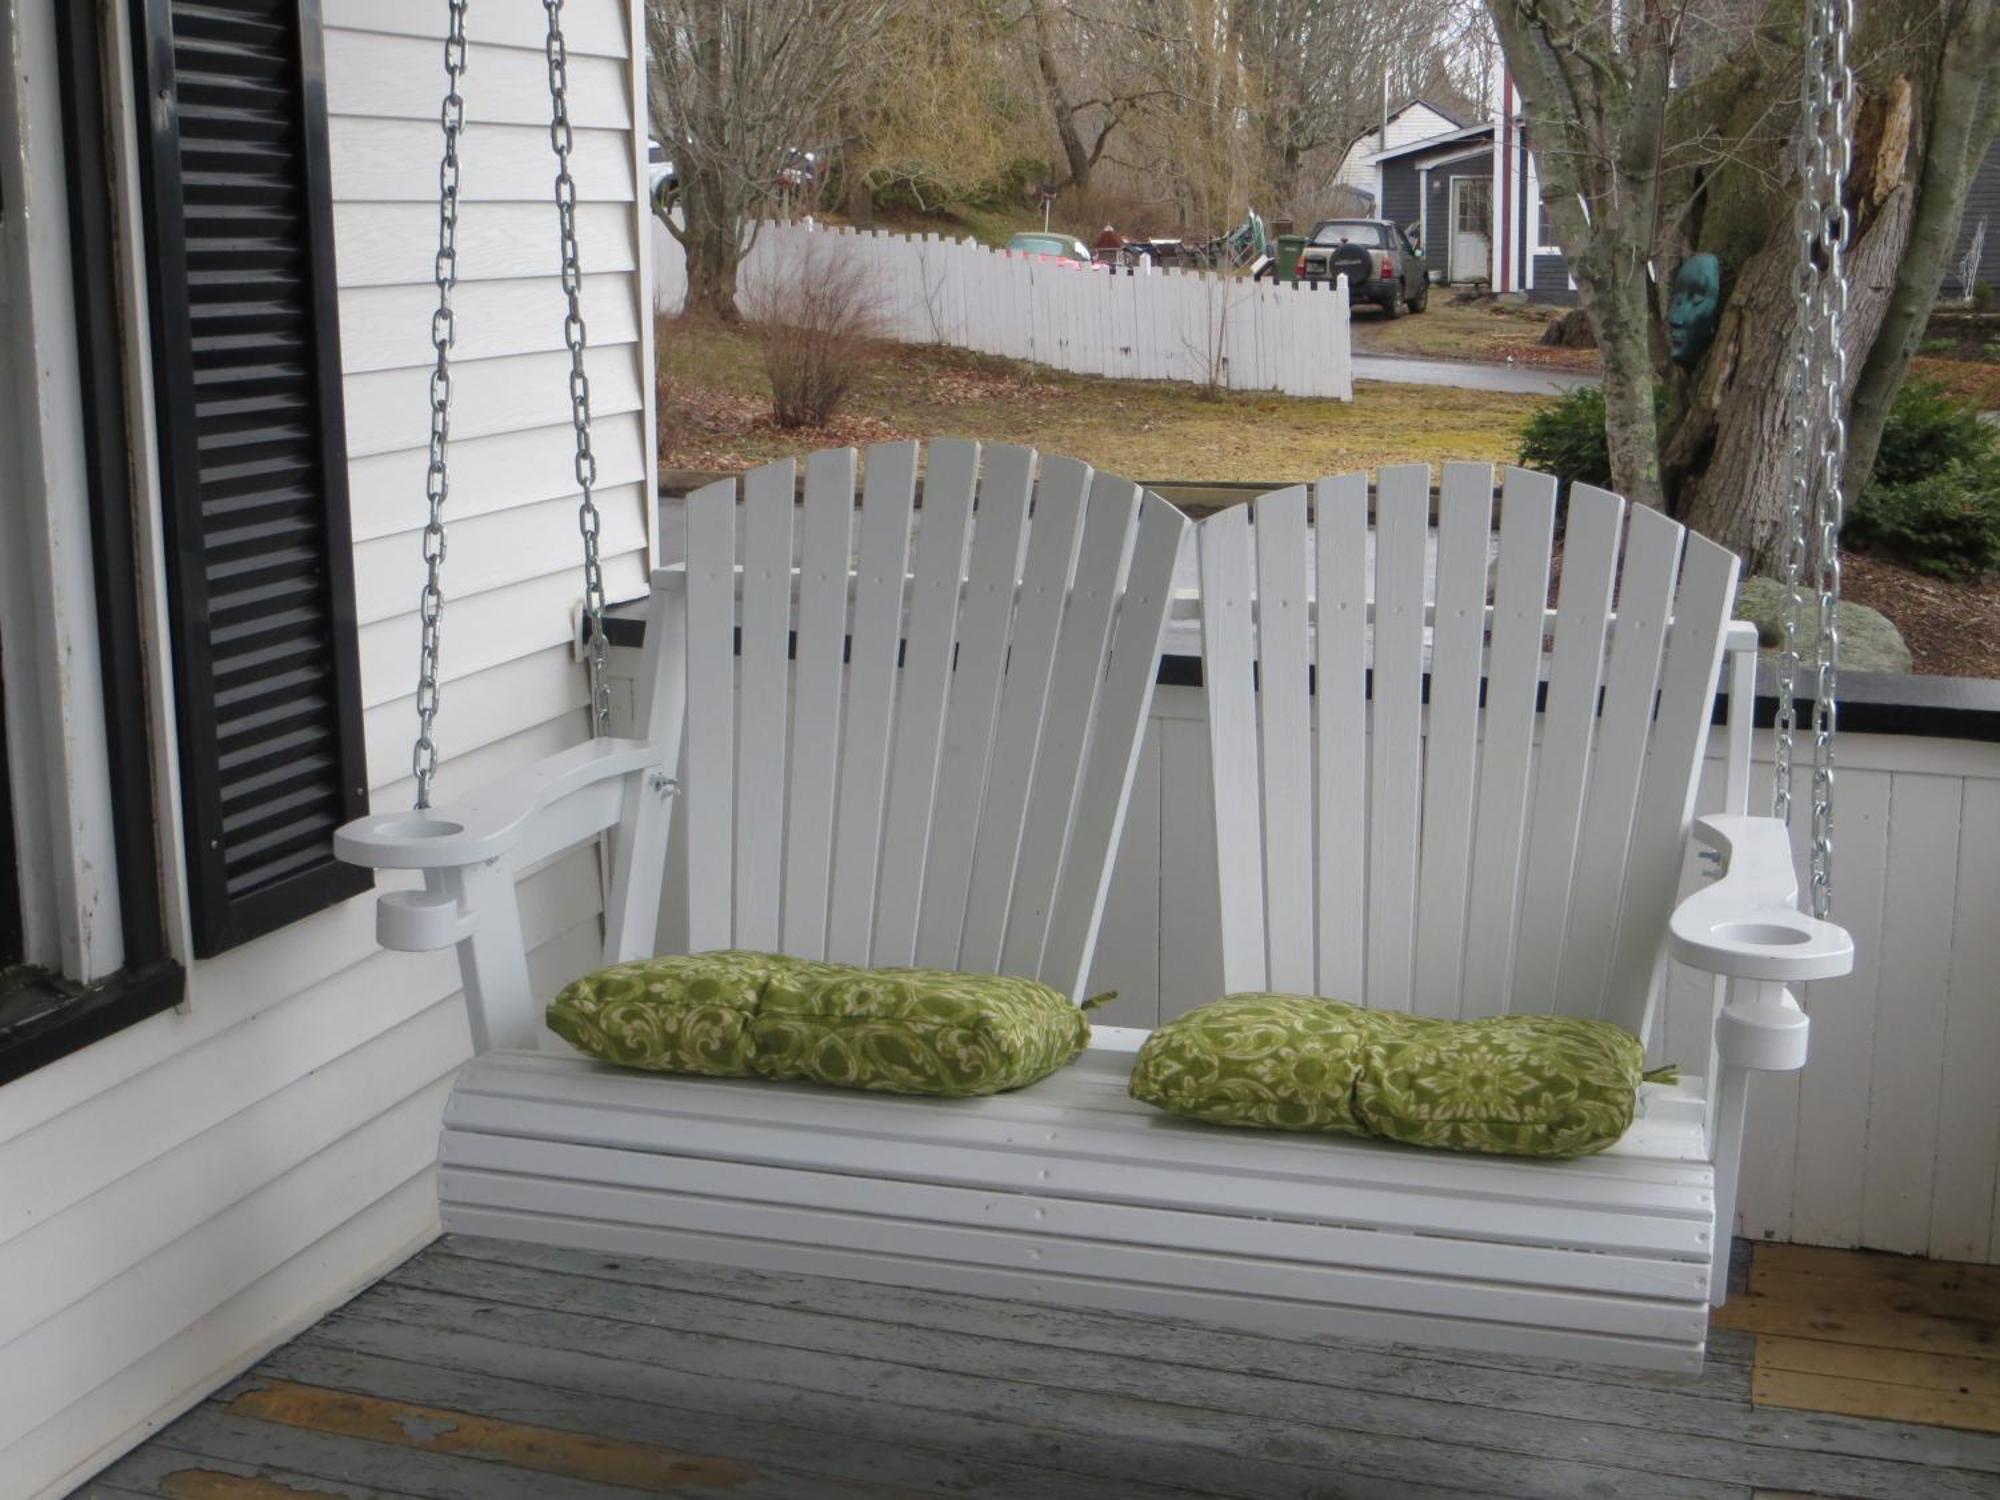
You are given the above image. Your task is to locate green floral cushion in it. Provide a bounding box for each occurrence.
[1129,993,1649,1158]
[547,950,1092,1096]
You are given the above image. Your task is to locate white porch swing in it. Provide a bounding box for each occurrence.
[335,0,1856,1373]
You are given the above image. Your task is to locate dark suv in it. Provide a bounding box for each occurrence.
[1296,219,1429,316]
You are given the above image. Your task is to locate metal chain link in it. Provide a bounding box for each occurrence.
[544,0,610,731]
[410,0,469,810]
[1775,0,1854,920]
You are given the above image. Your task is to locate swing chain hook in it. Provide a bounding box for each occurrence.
[544,0,610,732]
[411,0,470,811]
[1776,0,1853,920]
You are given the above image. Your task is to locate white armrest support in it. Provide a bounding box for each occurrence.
[335,738,668,871]
[1669,815,1854,983]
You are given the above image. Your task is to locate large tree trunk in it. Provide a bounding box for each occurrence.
[1671,184,1912,570]
[1673,80,1918,570]
[1593,261,1668,512]
[1845,13,2000,498]
[1028,0,1092,193]
[681,172,744,321]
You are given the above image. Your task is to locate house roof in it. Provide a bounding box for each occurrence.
[1366,121,1494,165]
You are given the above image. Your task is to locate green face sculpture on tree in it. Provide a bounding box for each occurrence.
[1667,253,1721,368]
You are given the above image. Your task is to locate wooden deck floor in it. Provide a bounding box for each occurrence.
[73,1237,2000,1500]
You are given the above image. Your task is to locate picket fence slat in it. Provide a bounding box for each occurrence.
[667,221,1353,401]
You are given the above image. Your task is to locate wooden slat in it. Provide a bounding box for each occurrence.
[780,448,856,958]
[1002,474,1142,979]
[871,440,979,967]
[1314,472,1369,1002]
[1197,504,1266,992]
[826,444,918,962]
[1604,531,1736,1038]
[1511,484,1624,1012]
[1756,1334,2000,1399]
[1458,468,1558,1019]
[957,458,1089,973]
[1753,1365,2000,1435]
[1365,465,1430,1012]
[1043,497,1188,997]
[679,480,737,953]
[1411,464,1494,1018]
[1754,1242,2000,1296]
[1713,1295,2000,1363]
[1553,503,1682,1019]
[1933,778,2000,1261]
[732,461,796,953]
[913,446,1034,969]
[447,1055,1715,1242]
[220,1378,759,1491]
[1252,487,1315,993]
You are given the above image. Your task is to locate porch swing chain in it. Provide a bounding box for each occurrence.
[544,0,612,731]
[410,0,470,811]
[1775,0,1854,920]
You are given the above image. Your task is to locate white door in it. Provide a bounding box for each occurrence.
[1449,177,1492,284]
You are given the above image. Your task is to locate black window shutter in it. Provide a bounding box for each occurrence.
[130,0,370,956]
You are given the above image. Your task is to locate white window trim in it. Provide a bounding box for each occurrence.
[0,0,127,983]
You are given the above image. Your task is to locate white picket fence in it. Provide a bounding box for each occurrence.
[654,219,1354,401]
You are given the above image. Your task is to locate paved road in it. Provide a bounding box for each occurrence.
[1352,353,1596,395]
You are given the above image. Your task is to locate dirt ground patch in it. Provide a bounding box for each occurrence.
[1348,297,1602,373]
[1841,552,2000,679]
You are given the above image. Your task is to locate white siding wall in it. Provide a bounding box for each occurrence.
[1332,104,1459,193]
[1084,687,2000,1267]
[0,4,653,1496]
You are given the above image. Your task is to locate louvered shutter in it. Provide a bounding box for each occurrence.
[131,0,369,956]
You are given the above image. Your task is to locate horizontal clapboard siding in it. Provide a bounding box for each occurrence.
[0,3,650,1496]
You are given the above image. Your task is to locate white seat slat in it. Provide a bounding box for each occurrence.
[441,1153,1706,1342]
[870,440,979,967]
[1042,495,1188,995]
[958,458,1091,973]
[1411,464,1494,1017]
[1554,504,1683,1018]
[454,1051,1716,1225]
[1252,488,1314,993]
[681,479,737,952]
[1313,473,1369,1001]
[1003,474,1142,978]
[1198,504,1267,991]
[443,1130,1706,1305]
[1364,466,1429,1011]
[913,446,1034,969]
[1457,467,1558,1018]
[731,460,796,952]
[446,1205,1706,1370]
[1511,484,1624,1011]
[780,447,857,957]
[826,443,919,962]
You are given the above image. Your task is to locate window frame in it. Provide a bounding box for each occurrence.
[0,0,184,1086]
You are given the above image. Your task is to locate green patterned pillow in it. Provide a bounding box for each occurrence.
[547,950,1092,1096]
[1129,993,1649,1158]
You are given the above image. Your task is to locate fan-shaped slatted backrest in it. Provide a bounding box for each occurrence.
[1198,464,1740,1039]
[658,440,1188,999]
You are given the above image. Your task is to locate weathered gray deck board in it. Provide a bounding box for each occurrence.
[390,1243,2000,1494]
[76,1235,2000,1500]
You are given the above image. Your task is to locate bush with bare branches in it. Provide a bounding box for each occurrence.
[742,239,883,429]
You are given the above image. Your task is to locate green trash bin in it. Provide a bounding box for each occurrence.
[1274,233,1307,285]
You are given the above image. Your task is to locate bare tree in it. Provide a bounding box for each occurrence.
[1488,0,1999,563]
[647,0,888,319]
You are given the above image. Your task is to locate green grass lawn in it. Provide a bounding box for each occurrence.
[657,316,1542,483]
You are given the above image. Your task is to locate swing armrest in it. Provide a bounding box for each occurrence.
[335,737,668,871]
[1668,815,1853,982]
